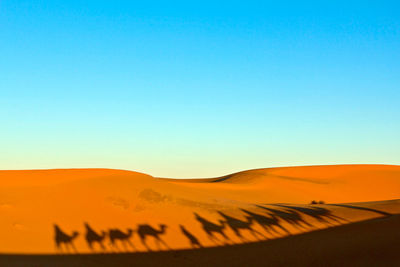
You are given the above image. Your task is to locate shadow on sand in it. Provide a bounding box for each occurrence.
[11,214,400,267]
[137,224,170,251]
[216,211,265,242]
[180,225,202,248]
[84,223,107,252]
[194,212,231,245]
[273,204,348,225]
[240,208,290,236]
[108,228,135,252]
[54,223,170,254]
[53,225,79,253]
[328,204,392,216]
[51,203,395,258]
[256,205,314,231]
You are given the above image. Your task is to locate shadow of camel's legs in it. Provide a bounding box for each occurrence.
[64,244,70,253]
[275,224,291,235]
[267,226,282,236]
[110,242,121,253]
[231,229,248,243]
[221,232,232,244]
[250,228,265,240]
[122,241,129,251]
[157,237,170,250]
[141,238,152,251]
[207,233,220,245]
[70,243,78,253]
[327,214,348,224]
[88,242,94,251]
[127,240,136,251]
[100,242,106,251]
[155,239,161,250]
[261,225,274,236]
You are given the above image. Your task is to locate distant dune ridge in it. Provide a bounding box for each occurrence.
[0,164,399,265]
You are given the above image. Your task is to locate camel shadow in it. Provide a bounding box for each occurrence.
[194,212,231,245]
[84,223,107,252]
[53,224,79,253]
[240,208,290,237]
[216,211,265,242]
[179,225,202,248]
[108,228,135,252]
[137,224,169,251]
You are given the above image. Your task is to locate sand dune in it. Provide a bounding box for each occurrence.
[0,164,399,265]
[169,164,400,203]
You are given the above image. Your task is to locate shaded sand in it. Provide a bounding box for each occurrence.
[0,164,399,265]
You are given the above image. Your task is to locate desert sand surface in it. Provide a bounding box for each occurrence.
[0,164,399,266]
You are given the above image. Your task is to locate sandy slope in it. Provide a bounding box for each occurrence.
[0,164,399,258]
[168,164,400,203]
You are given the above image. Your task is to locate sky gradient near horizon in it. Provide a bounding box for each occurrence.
[1,1,399,177]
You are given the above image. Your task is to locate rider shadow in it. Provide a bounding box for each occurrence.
[179,225,202,248]
[53,224,79,253]
[194,212,231,245]
[216,211,265,242]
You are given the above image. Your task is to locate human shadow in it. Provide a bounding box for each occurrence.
[108,228,135,252]
[53,224,79,253]
[256,205,314,231]
[216,211,265,242]
[328,204,392,217]
[84,223,107,252]
[240,209,290,237]
[194,212,231,245]
[179,225,202,248]
[137,224,169,251]
[273,204,348,225]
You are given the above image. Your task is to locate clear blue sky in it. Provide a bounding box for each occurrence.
[1,1,399,177]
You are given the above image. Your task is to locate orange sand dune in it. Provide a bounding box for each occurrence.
[0,164,399,258]
[169,164,400,203]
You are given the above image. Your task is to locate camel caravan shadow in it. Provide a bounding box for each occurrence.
[192,204,355,246]
[272,204,349,225]
[54,223,169,253]
[54,204,391,254]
